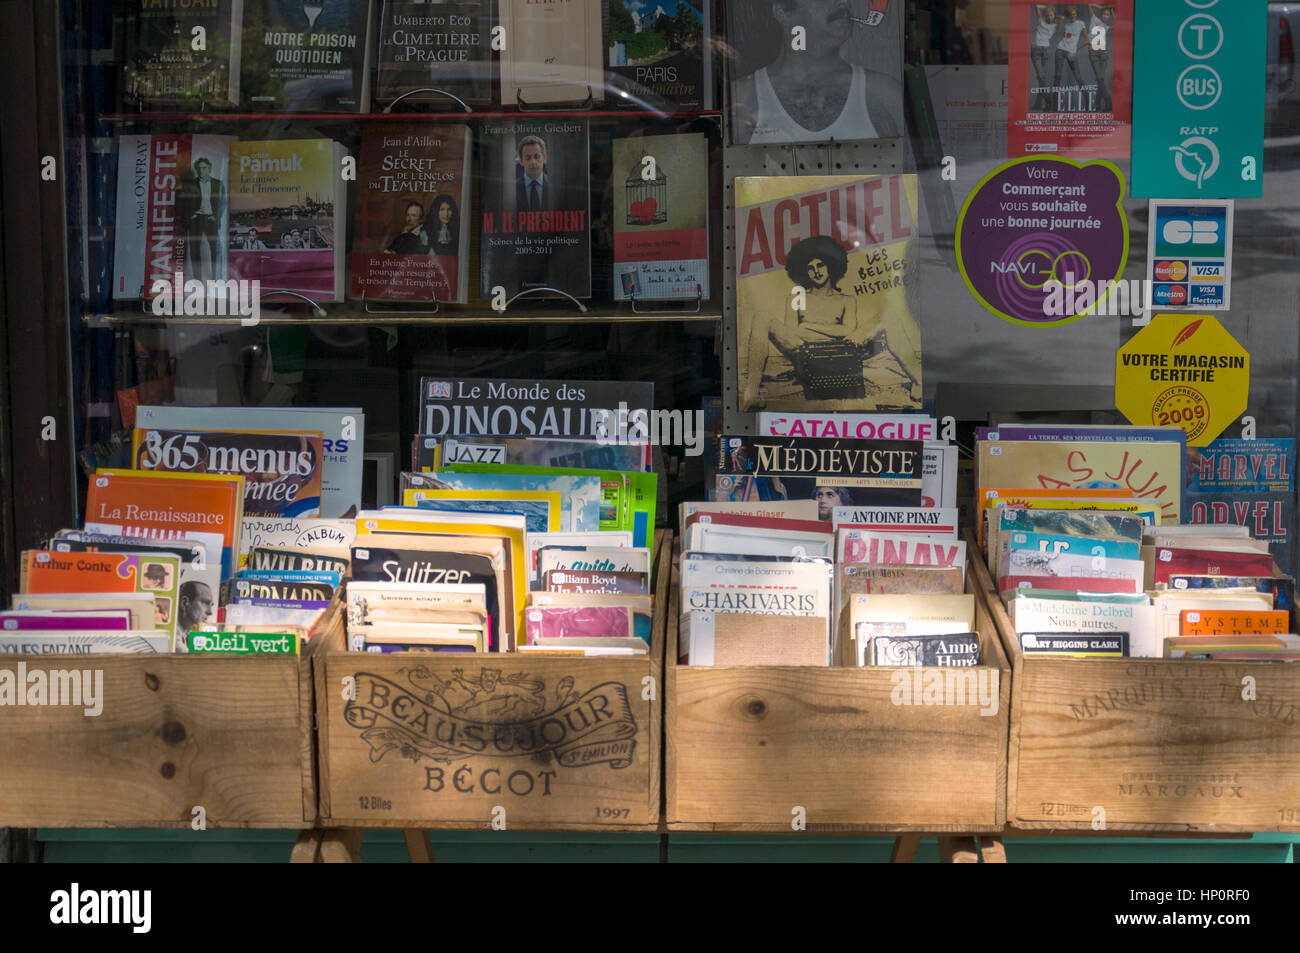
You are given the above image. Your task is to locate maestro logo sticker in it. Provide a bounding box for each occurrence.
[956,156,1129,328]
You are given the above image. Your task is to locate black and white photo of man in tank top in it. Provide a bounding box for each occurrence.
[729,0,903,145]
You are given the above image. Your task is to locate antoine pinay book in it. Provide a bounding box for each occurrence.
[349,123,472,302]
[375,0,495,107]
[478,118,592,300]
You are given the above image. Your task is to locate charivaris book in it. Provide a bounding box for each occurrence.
[349,123,472,302]
[736,174,922,411]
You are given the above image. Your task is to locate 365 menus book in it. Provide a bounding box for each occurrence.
[478,118,592,300]
[612,132,710,301]
[349,123,472,302]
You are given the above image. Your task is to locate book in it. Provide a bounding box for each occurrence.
[1152,547,1276,585]
[246,546,349,574]
[1179,609,1289,636]
[848,593,975,667]
[348,123,472,302]
[1020,631,1129,658]
[188,629,301,654]
[232,578,334,603]
[240,0,375,110]
[1011,596,1156,657]
[239,517,357,561]
[406,470,601,535]
[1007,0,1132,160]
[477,118,592,299]
[871,633,981,667]
[529,591,652,643]
[132,427,324,518]
[685,519,834,560]
[542,570,649,595]
[832,506,959,536]
[227,139,349,301]
[976,439,1184,524]
[715,436,925,509]
[999,574,1138,595]
[836,530,966,572]
[526,531,632,575]
[498,0,604,106]
[20,550,182,646]
[678,500,819,538]
[9,594,156,632]
[726,0,903,145]
[406,488,562,533]
[85,469,244,580]
[611,132,710,301]
[681,610,826,666]
[118,0,243,109]
[434,435,649,473]
[1186,438,1296,575]
[374,0,495,107]
[1150,590,1274,647]
[607,1,709,108]
[0,632,171,655]
[758,413,938,441]
[736,175,922,411]
[0,610,132,631]
[418,377,654,441]
[1003,548,1145,592]
[135,405,365,519]
[112,135,236,300]
[224,599,327,630]
[524,605,634,643]
[537,546,651,579]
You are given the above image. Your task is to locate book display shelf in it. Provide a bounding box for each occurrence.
[0,0,1298,869]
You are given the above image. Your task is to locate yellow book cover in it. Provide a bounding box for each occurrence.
[401,488,561,533]
[736,174,923,412]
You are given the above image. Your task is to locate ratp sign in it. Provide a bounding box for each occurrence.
[1132,0,1265,198]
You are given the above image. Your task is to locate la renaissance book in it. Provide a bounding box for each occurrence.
[375,0,495,107]
[612,132,709,301]
[736,174,923,412]
[228,139,349,302]
[349,123,472,302]
[113,135,235,300]
[478,118,592,300]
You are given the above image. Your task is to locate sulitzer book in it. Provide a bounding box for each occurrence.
[113,135,235,300]
[118,0,244,109]
[478,118,592,300]
[240,0,375,111]
[349,123,472,302]
[736,174,923,412]
[228,139,349,302]
[375,0,495,107]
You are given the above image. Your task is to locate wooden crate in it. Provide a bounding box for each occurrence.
[971,546,1300,833]
[666,534,1011,832]
[0,641,319,828]
[312,530,669,832]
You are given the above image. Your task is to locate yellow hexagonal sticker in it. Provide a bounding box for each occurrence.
[1116,313,1249,447]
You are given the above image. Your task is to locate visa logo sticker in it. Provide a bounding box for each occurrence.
[1152,284,1189,306]
[1191,262,1224,280]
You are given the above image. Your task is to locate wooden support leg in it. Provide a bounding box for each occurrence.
[289,830,322,863]
[938,836,979,863]
[403,829,434,863]
[889,833,922,863]
[319,828,365,863]
[977,836,1007,864]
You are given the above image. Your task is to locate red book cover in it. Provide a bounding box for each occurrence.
[1007,1,1132,159]
[1154,547,1276,584]
[348,124,472,303]
[999,574,1138,594]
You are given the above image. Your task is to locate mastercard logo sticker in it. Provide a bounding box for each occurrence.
[1153,260,1189,282]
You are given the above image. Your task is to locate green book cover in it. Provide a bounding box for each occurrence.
[187,630,300,655]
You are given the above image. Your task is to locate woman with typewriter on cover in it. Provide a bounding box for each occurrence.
[762,235,915,403]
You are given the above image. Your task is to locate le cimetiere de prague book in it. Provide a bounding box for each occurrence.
[349,123,472,303]
[478,118,592,300]
[607,0,710,109]
[118,0,243,109]
[240,0,375,111]
[375,0,495,107]
[498,0,603,106]
[113,135,235,300]
[612,132,709,301]
[228,139,349,302]
[736,174,923,412]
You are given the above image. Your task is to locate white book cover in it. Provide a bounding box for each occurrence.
[239,518,356,562]
[136,406,365,519]
[224,602,325,630]
[924,442,958,508]
[528,532,632,574]
[687,524,835,559]
[832,506,958,536]
[1150,592,1274,647]
[678,500,819,538]
[1012,598,1158,658]
[1004,549,1145,591]
[0,631,171,655]
[680,556,832,620]
[836,529,966,573]
[537,546,650,579]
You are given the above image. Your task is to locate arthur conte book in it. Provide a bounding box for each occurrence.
[227,139,349,302]
[349,123,472,303]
